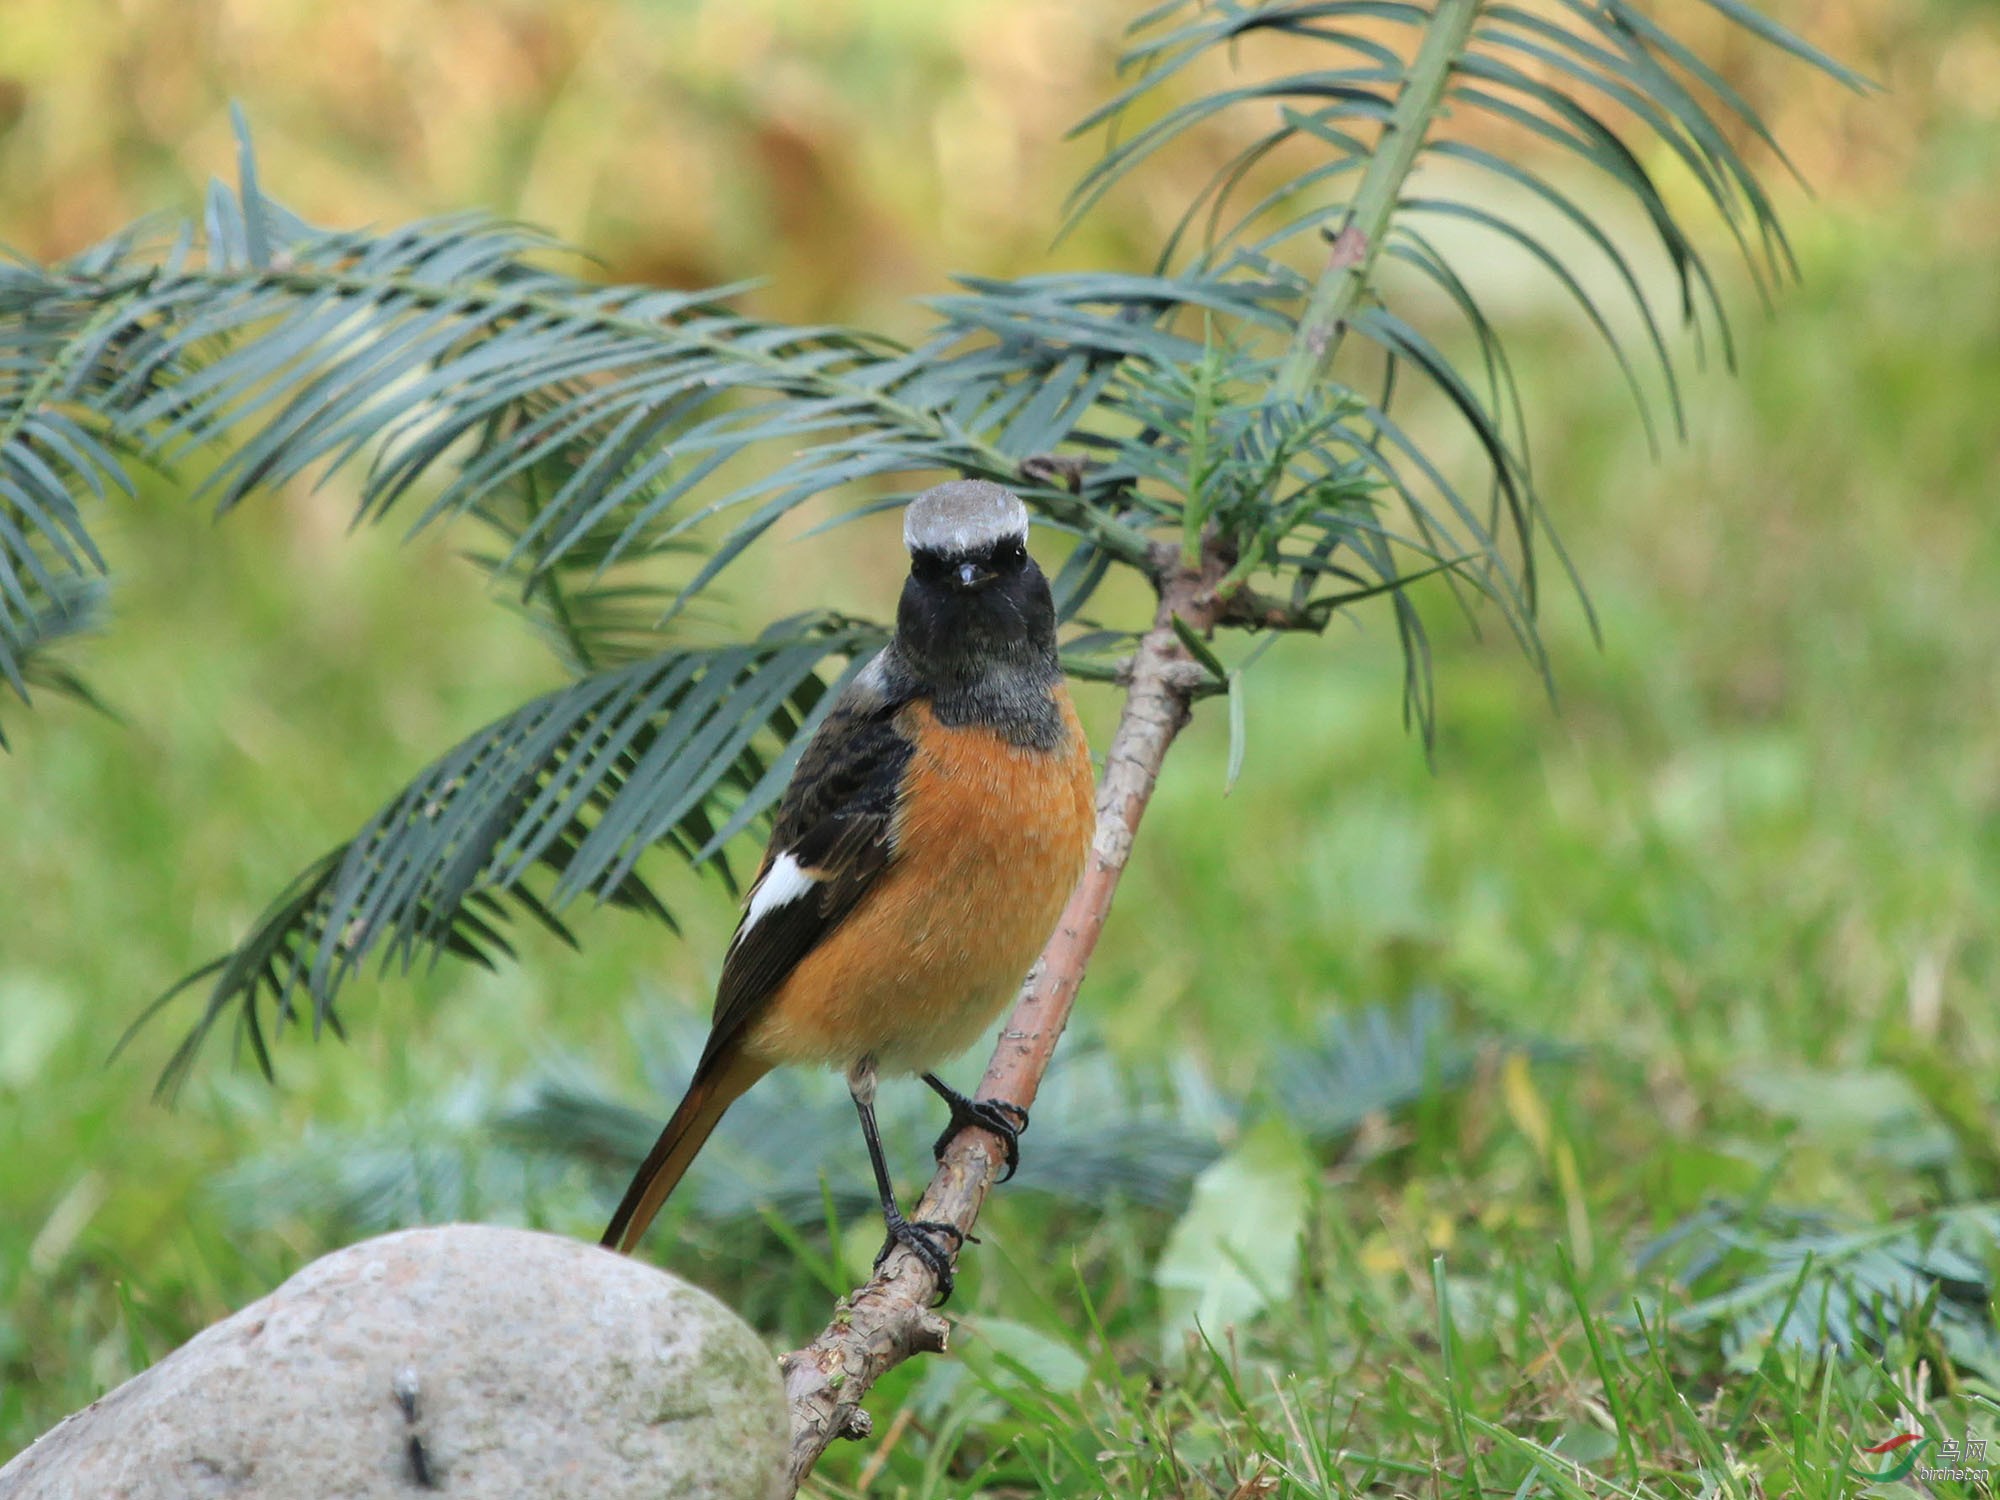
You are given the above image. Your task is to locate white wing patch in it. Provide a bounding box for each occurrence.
[737,851,816,943]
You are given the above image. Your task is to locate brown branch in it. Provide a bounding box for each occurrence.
[1210,580,1329,634]
[776,545,1227,1493]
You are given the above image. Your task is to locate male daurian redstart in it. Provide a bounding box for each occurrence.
[600,480,1095,1299]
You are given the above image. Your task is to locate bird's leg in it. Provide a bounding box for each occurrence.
[847,1057,964,1304]
[921,1072,1029,1183]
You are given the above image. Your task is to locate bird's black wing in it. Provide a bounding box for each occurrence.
[694,673,915,1073]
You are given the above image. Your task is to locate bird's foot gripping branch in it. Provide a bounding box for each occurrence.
[776,543,1225,1492]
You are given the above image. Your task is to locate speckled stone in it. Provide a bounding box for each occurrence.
[0,1224,786,1499]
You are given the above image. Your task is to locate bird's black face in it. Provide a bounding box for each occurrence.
[909,531,1028,595]
[896,533,1057,684]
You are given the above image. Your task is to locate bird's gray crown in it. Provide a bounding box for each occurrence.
[903,480,1029,556]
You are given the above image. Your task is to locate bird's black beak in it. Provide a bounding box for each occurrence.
[954,560,997,590]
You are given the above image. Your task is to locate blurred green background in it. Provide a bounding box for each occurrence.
[3,0,1998,1491]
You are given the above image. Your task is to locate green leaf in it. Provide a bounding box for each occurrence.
[1696,0,1874,91]
[128,616,881,1095]
[0,574,116,745]
[1732,1064,1955,1170]
[1224,669,1247,794]
[1169,612,1229,682]
[958,1317,1091,1396]
[1638,1200,2000,1377]
[1154,1115,1312,1359]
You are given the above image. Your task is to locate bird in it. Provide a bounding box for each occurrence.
[600,479,1096,1301]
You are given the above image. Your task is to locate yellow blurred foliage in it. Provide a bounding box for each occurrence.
[2,0,1981,325]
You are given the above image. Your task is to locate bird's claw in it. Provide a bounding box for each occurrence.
[875,1216,966,1304]
[931,1094,1030,1182]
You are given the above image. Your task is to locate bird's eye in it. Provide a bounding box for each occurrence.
[993,538,1027,571]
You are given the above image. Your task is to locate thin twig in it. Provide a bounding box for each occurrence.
[849,1403,916,1492]
[1273,0,1479,400]
[776,546,1227,1493]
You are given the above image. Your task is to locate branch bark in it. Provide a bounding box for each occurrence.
[776,545,1225,1493]
[1272,0,1478,400]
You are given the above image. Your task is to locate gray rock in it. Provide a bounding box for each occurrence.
[1,1224,787,1499]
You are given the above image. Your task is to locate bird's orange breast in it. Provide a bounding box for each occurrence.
[746,692,1096,1072]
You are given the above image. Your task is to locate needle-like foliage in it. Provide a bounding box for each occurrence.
[0,8,1855,1083]
[208,993,1485,1241]
[1638,1200,2000,1376]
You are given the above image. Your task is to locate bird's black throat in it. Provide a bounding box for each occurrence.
[887,536,1066,748]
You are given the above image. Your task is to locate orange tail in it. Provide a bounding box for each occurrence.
[601,1049,768,1254]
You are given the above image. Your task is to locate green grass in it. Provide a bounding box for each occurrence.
[5,100,2000,1500]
